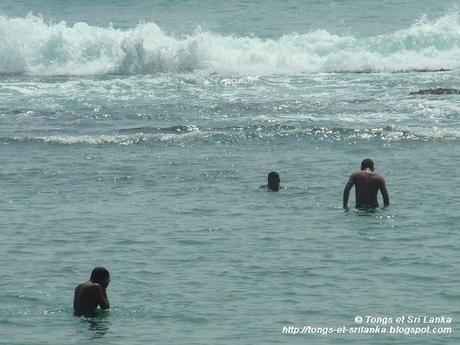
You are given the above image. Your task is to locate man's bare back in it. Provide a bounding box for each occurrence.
[343,159,389,209]
[73,267,110,317]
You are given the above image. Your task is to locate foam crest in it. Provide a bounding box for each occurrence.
[1,13,460,75]
[3,125,459,145]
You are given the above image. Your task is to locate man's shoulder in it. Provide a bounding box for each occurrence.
[368,172,384,180]
[366,173,385,185]
[374,174,386,183]
[78,281,101,291]
[75,282,85,291]
[350,171,364,179]
[355,171,383,178]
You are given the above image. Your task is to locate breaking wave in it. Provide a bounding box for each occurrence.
[1,13,460,75]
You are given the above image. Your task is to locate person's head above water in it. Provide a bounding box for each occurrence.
[267,171,280,191]
[90,266,110,287]
[360,159,374,172]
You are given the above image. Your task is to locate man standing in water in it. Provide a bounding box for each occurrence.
[73,267,110,316]
[343,159,389,209]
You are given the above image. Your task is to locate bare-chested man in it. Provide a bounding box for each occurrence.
[73,267,110,316]
[343,159,389,209]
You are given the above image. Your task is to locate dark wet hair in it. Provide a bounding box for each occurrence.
[268,171,280,181]
[90,267,110,282]
[361,159,374,171]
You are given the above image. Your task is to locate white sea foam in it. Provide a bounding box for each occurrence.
[1,13,460,76]
[5,125,459,146]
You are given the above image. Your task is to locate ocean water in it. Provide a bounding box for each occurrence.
[1,1,459,344]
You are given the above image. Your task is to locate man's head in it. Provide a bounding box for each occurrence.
[267,171,280,191]
[361,158,374,171]
[90,266,110,288]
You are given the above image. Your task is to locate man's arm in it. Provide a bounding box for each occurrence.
[94,284,110,310]
[73,285,81,312]
[379,178,390,207]
[343,174,355,208]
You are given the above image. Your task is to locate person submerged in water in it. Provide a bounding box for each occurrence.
[343,159,389,209]
[73,267,110,317]
[261,171,281,191]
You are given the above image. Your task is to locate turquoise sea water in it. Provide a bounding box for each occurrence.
[1,1,459,344]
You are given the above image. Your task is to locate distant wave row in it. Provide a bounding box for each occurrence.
[3,125,459,145]
[1,13,460,75]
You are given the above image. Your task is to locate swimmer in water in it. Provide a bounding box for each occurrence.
[261,171,281,191]
[343,159,389,209]
[73,267,110,317]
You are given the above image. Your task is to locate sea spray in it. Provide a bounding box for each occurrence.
[1,13,460,75]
